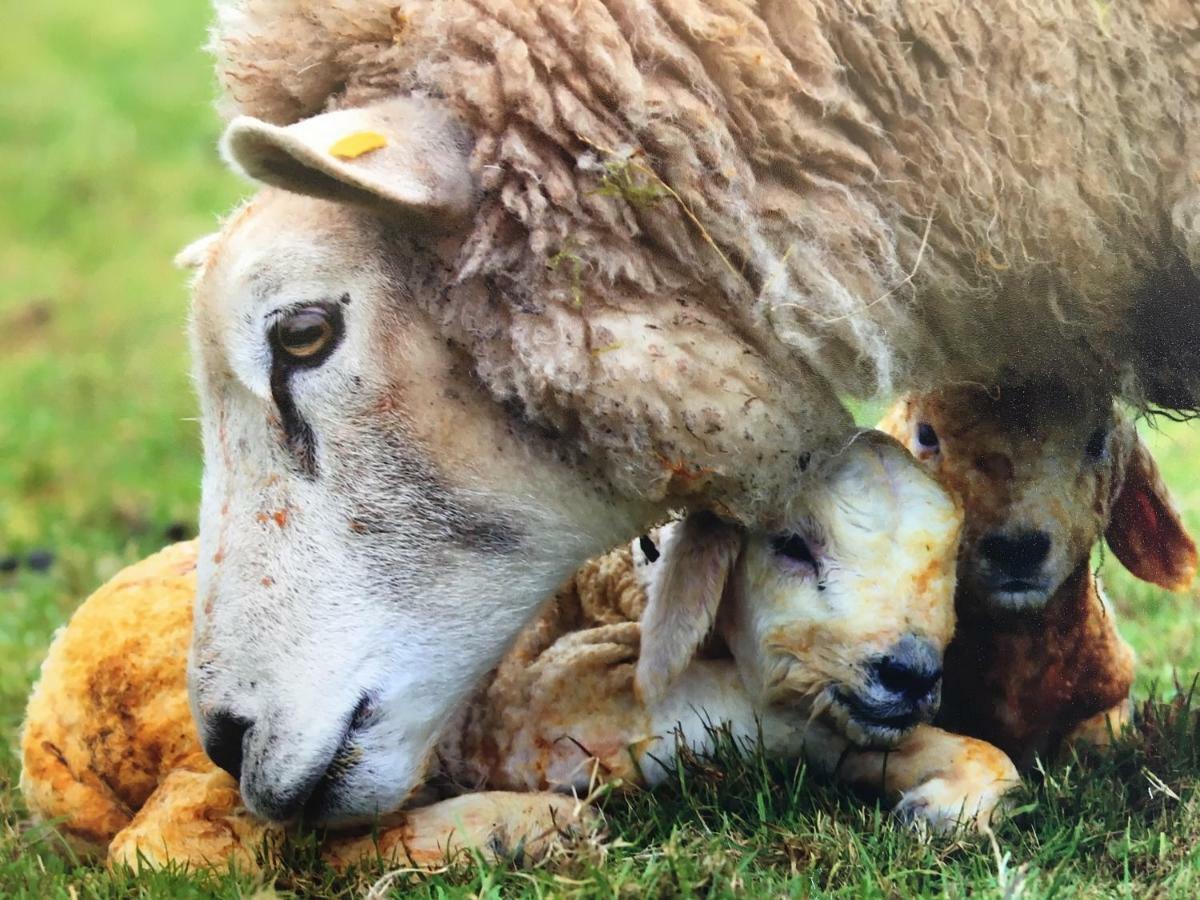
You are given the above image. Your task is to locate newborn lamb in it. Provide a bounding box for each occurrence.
[22,431,1014,872]
[880,382,1197,766]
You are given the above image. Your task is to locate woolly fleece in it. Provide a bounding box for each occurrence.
[211,1,1200,520]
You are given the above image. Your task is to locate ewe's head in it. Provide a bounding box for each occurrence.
[635,432,962,749]
[879,382,1197,613]
[183,100,663,826]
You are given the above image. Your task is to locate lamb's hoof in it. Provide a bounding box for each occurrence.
[323,791,600,871]
[894,773,1017,835]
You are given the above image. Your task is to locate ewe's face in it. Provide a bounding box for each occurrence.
[725,435,961,748]
[881,384,1128,612]
[187,192,644,825]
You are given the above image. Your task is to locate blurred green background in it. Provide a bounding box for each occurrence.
[1,0,243,816]
[3,1,1200,895]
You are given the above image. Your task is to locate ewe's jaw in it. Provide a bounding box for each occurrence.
[186,192,661,823]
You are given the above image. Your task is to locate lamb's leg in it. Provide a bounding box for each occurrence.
[649,679,1021,836]
[323,792,595,871]
[108,759,281,873]
[111,772,594,874]
[1063,699,1134,751]
[808,723,1020,833]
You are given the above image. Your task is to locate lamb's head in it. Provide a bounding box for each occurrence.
[184,102,664,826]
[879,382,1197,613]
[635,432,962,749]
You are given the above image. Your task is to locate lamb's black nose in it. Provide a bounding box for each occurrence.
[978,530,1051,577]
[202,711,253,781]
[843,635,943,741]
[872,638,943,705]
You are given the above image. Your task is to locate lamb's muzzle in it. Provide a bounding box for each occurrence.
[842,635,944,744]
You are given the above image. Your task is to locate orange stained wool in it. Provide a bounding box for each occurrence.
[766,624,815,658]
[254,509,289,528]
[658,455,715,480]
[910,554,944,600]
[19,542,201,856]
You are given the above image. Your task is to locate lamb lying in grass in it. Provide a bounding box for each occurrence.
[879,383,1198,766]
[21,431,1016,872]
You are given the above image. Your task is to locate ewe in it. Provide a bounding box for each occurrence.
[22,432,1014,870]
[187,0,1200,819]
[880,383,1197,766]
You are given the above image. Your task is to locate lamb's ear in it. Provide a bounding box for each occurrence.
[1106,437,1198,591]
[635,512,743,706]
[220,96,475,223]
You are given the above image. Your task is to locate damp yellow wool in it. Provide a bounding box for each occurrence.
[18,540,638,868]
[19,542,204,858]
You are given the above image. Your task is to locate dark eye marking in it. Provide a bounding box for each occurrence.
[639,534,660,563]
[267,301,346,477]
[269,367,318,477]
[1085,426,1108,461]
[771,533,818,571]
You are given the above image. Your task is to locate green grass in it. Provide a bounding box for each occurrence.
[3,2,1200,896]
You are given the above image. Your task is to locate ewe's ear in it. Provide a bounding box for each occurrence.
[635,512,743,706]
[220,96,475,222]
[1106,436,1198,591]
[174,233,219,271]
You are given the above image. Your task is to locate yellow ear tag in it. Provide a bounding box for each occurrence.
[329,131,387,160]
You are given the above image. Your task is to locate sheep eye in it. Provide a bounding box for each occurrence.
[916,422,939,452]
[272,305,340,364]
[1085,427,1108,461]
[771,533,817,571]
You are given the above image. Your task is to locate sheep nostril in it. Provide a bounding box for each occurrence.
[875,656,942,702]
[872,635,943,704]
[978,530,1051,577]
[203,711,253,781]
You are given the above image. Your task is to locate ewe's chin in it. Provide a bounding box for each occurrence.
[296,726,435,828]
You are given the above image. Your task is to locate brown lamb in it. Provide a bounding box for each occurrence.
[880,382,1198,767]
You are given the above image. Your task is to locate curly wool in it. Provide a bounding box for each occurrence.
[211,1,1200,513]
[438,542,649,788]
[19,540,630,867]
